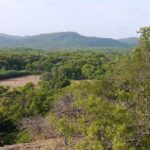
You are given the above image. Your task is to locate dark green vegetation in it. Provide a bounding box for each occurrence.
[0,32,137,50]
[0,27,150,149]
[0,70,29,80]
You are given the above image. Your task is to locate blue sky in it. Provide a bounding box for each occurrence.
[0,0,150,38]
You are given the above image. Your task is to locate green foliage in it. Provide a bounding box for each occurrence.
[0,70,29,80]
[28,51,117,80]
[0,82,56,145]
[0,27,149,148]
[16,131,32,144]
[50,27,150,149]
[0,50,42,71]
[41,68,70,89]
[76,138,104,150]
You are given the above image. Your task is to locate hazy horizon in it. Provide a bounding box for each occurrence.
[0,0,150,38]
[0,31,139,40]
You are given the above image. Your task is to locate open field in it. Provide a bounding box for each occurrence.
[0,75,40,88]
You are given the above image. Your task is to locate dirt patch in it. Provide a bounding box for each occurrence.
[0,137,81,150]
[0,75,40,88]
[0,138,65,150]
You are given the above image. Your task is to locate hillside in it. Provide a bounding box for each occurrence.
[0,27,150,149]
[0,32,136,50]
[118,37,139,46]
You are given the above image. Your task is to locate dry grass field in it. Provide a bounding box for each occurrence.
[0,75,40,88]
[0,137,81,150]
[0,138,65,150]
[0,139,65,150]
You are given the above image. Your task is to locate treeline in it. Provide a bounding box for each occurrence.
[0,70,29,80]
[0,50,42,70]
[0,50,121,80]
[26,51,121,80]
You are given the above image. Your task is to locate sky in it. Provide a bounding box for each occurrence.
[0,0,150,38]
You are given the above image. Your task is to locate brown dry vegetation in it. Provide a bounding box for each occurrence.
[0,75,40,88]
[0,137,81,150]
[0,138,65,150]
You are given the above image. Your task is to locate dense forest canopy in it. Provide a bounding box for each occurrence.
[0,27,150,150]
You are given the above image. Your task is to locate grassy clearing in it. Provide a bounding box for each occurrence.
[0,75,40,88]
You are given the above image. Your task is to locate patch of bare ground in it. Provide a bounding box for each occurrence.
[71,80,95,85]
[0,137,82,150]
[0,75,40,88]
[0,138,65,150]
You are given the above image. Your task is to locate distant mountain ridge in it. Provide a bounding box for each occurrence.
[0,32,138,50]
[118,37,139,47]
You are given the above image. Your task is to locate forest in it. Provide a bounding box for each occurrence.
[0,27,150,150]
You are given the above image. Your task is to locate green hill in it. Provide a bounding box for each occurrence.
[0,32,135,50]
[118,37,139,46]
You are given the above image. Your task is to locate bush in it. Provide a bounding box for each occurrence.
[16,131,32,143]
